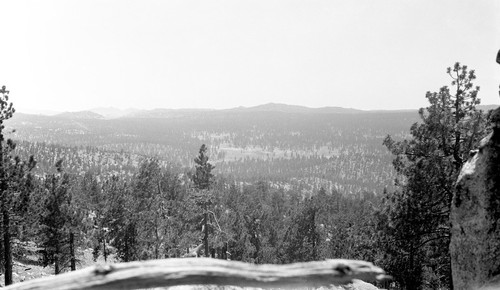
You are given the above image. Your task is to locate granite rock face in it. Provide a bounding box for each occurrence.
[450,107,500,289]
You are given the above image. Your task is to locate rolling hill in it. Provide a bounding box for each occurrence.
[8,103,497,194]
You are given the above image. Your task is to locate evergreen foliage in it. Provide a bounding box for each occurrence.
[192,144,215,191]
[0,86,36,285]
[191,144,215,257]
[379,63,488,289]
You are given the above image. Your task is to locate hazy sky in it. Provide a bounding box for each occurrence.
[1,0,499,113]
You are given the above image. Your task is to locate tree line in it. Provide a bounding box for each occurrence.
[0,139,381,286]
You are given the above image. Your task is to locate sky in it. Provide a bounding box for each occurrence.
[1,0,499,113]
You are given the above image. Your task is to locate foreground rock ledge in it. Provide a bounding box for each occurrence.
[451,107,500,290]
[3,258,386,290]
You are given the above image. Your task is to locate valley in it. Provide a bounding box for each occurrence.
[7,104,422,195]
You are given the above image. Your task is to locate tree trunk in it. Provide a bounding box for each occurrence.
[103,234,107,262]
[70,232,76,271]
[154,216,159,259]
[124,232,129,263]
[3,207,12,285]
[453,79,463,169]
[407,243,418,290]
[0,136,11,286]
[55,241,60,275]
[204,211,209,257]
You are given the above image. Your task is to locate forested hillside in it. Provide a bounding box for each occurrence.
[0,143,383,286]
[7,107,420,195]
[0,102,422,287]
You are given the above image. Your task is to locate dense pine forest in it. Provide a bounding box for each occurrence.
[0,63,496,289]
[8,107,420,195]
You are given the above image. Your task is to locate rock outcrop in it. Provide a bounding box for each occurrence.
[450,107,500,289]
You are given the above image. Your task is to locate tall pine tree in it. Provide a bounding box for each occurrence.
[191,144,215,257]
[40,160,71,274]
[379,63,487,289]
[0,86,36,285]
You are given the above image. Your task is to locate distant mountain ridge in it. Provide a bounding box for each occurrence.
[56,110,104,119]
[127,108,215,118]
[226,103,363,114]
[89,107,140,119]
[21,103,499,119]
[96,103,367,118]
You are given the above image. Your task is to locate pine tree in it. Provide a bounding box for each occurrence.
[107,178,139,262]
[65,175,87,271]
[40,160,71,274]
[0,86,36,285]
[192,144,214,191]
[106,176,130,261]
[191,144,215,257]
[380,63,487,289]
[79,172,107,262]
[280,197,320,263]
[132,159,166,259]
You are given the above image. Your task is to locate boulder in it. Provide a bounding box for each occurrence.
[450,107,500,289]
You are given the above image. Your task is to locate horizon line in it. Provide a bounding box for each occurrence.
[16,102,500,116]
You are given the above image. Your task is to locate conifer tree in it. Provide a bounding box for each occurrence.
[191,144,215,257]
[380,63,487,289]
[65,175,87,271]
[280,197,320,263]
[105,176,130,261]
[109,188,138,262]
[40,160,70,274]
[133,159,165,259]
[79,172,107,262]
[0,86,36,285]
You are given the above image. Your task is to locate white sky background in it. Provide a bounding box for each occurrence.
[1,0,499,113]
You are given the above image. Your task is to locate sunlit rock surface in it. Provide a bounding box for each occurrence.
[450,107,500,289]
